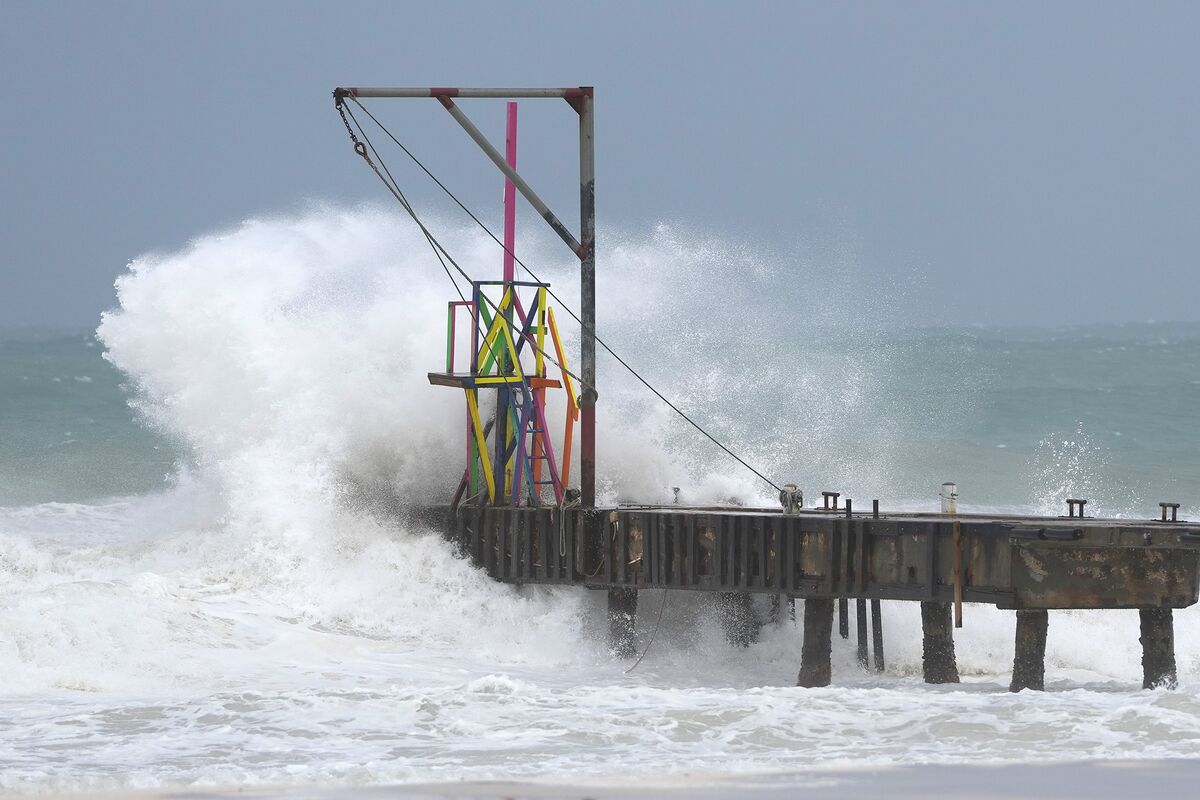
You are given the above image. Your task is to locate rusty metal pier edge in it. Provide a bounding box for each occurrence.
[430,503,1200,691]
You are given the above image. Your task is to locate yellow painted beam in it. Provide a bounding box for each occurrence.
[464,389,496,503]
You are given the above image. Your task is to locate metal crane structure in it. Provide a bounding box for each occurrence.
[332,86,598,511]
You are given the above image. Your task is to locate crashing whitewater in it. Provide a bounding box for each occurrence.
[0,206,1197,791]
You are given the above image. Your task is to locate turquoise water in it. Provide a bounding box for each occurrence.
[0,333,177,506]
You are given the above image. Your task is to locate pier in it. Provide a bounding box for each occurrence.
[334,85,1200,692]
[434,502,1200,690]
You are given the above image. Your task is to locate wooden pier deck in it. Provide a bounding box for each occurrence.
[433,503,1200,691]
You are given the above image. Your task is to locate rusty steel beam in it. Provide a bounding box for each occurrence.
[448,505,1200,610]
[578,89,597,511]
[953,520,964,627]
[335,87,591,99]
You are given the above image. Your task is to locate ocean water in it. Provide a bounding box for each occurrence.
[2,207,1199,792]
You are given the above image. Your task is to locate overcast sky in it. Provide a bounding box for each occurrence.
[2,1,1198,330]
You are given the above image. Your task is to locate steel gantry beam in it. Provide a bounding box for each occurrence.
[332,86,598,509]
[339,87,593,99]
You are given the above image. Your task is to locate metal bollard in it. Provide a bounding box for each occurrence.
[941,482,958,514]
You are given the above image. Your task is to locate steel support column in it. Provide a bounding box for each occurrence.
[578,89,596,509]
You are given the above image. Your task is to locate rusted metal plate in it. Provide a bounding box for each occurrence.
[1010,544,1200,609]
[445,505,1200,610]
[966,526,1012,590]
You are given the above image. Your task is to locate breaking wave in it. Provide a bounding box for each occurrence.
[0,205,1195,791]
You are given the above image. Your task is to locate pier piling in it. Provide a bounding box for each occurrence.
[1009,610,1048,692]
[798,598,835,687]
[920,601,960,684]
[856,598,869,668]
[1139,607,1178,689]
[607,587,638,658]
[838,598,849,639]
[871,599,885,672]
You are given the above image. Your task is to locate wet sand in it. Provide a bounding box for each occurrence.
[48,758,1200,800]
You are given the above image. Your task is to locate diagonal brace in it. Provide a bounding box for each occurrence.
[436,96,584,259]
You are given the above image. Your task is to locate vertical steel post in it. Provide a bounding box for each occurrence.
[870,598,885,671]
[503,103,517,283]
[579,88,596,508]
[500,103,518,501]
[580,89,619,629]
[856,597,869,668]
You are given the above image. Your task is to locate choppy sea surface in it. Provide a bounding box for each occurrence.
[2,208,1199,792]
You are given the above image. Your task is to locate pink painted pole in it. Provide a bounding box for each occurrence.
[503,102,517,282]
